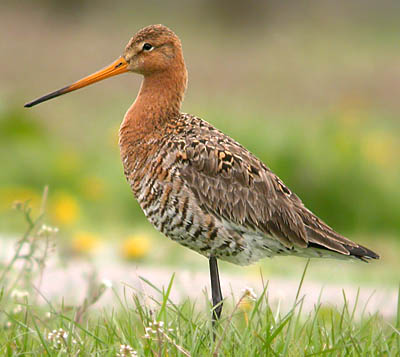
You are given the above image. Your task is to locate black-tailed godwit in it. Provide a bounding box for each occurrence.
[25,24,379,322]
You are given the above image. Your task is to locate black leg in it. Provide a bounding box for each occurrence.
[209,256,223,324]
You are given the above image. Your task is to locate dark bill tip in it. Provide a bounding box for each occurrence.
[24,86,70,108]
[24,56,128,108]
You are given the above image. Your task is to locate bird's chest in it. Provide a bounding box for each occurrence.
[122,152,219,252]
[132,170,213,254]
[120,140,188,235]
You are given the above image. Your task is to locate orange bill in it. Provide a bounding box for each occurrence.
[24,56,128,108]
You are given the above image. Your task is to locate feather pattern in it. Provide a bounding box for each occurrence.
[121,112,379,265]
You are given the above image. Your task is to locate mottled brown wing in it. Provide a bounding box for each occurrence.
[178,116,378,259]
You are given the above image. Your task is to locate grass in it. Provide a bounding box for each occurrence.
[0,194,399,356]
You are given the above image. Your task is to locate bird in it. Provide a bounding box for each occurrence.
[25,24,379,322]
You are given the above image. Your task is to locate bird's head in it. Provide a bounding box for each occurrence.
[124,24,184,75]
[24,24,185,108]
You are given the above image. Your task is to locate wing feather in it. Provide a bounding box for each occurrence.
[175,115,379,260]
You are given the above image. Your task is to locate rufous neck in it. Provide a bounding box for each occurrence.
[127,65,187,125]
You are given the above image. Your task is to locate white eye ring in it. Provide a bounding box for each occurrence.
[142,43,153,51]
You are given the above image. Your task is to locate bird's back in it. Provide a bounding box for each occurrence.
[120,113,379,265]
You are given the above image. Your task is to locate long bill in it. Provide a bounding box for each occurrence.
[24,56,128,108]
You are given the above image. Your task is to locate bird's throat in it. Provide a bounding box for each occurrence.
[118,66,187,174]
[121,66,187,134]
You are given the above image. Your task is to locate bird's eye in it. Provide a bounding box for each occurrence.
[142,43,153,51]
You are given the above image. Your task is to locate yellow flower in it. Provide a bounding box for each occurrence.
[0,186,40,213]
[239,288,257,326]
[120,234,152,260]
[51,192,79,225]
[361,131,397,169]
[239,287,257,312]
[80,176,105,201]
[71,231,101,255]
[239,298,254,314]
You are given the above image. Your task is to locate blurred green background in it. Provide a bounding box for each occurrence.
[0,0,399,279]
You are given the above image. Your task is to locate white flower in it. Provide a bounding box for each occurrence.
[38,224,59,235]
[60,329,68,339]
[117,344,136,357]
[143,320,167,339]
[241,287,257,301]
[13,305,23,313]
[101,279,113,289]
[150,320,164,331]
[11,290,29,300]
[46,328,75,349]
